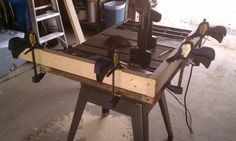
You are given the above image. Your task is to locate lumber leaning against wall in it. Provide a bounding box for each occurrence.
[63,0,85,44]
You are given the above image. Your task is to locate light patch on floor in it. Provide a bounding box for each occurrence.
[52,112,74,132]
[155,0,236,50]
[52,111,133,141]
[157,0,236,29]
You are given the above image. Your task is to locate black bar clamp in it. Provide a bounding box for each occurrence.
[25,31,45,83]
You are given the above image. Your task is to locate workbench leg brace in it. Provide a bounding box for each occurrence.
[67,84,173,141]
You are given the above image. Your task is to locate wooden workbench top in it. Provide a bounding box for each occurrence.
[20,21,191,103]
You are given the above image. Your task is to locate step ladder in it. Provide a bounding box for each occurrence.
[27,0,68,48]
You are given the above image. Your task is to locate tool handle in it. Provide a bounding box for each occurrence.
[113,50,119,67]
[206,26,227,43]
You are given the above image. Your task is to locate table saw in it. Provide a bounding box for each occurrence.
[10,0,226,140]
[18,20,192,141]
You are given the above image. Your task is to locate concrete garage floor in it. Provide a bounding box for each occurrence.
[1,32,236,141]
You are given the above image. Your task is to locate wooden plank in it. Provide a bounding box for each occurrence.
[126,1,136,21]
[149,35,203,96]
[18,22,186,99]
[20,49,157,97]
[63,0,85,44]
[45,67,157,104]
[150,48,182,97]
[150,30,200,96]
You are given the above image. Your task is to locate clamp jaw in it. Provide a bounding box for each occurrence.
[167,19,226,67]
[166,19,227,94]
[94,35,126,110]
[94,49,122,110]
[27,32,46,83]
[8,30,45,83]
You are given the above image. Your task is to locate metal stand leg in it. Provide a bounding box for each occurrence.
[67,83,167,141]
[143,105,152,141]
[159,92,173,141]
[67,88,87,141]
[131,104,152,141]
[131,104,144,141]
[102,107,109,117]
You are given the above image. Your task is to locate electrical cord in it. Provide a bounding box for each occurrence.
[166,88,192,126]
[166,64,194,134]
[184,64,194,134]
[181,32,203,133]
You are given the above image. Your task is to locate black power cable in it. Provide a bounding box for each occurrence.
[166,64,194,134]
[184,64,194,133]
[166,88,192,127]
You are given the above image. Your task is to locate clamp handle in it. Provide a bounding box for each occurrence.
[113,50,119,67]
[28,32,37,47]
[27,31,45,83]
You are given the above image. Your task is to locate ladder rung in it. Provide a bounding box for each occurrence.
[35,4,52,10]
[36,12,59,22]
[39,32,64,44]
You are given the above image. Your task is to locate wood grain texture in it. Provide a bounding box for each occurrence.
[18,22,188,99]
[19,46,181,99]
[44,67,157,104]
[150,48,182,98]
[127,1,136,21]
[20,49,157,97]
